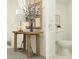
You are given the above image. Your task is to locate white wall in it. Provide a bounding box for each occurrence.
[56,2,67,40]
[43,0,56,59]
[56,1,72,40]
[7,0,18,41]
[66,1,72,40]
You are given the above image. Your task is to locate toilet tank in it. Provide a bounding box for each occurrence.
[56,28,64,40]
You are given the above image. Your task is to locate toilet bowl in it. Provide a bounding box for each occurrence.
[56,39,72,56]
[56,29,72,56]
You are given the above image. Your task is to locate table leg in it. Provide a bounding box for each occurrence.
[27,35,32,58]
[36,34,40,56]
[23,34,26,50]
[14,33,17,51]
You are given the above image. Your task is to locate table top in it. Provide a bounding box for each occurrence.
[13,31,43,35]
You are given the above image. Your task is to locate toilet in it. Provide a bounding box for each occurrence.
[56,39,72,56]
[56,29,72,56]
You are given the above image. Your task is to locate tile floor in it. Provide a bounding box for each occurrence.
[7,48,45,59]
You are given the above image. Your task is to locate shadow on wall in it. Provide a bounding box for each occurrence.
[7,41,11,46]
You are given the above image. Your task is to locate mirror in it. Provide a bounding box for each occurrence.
[26,0,42,29]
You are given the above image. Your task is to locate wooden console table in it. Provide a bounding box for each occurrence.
[13,31,43,58]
